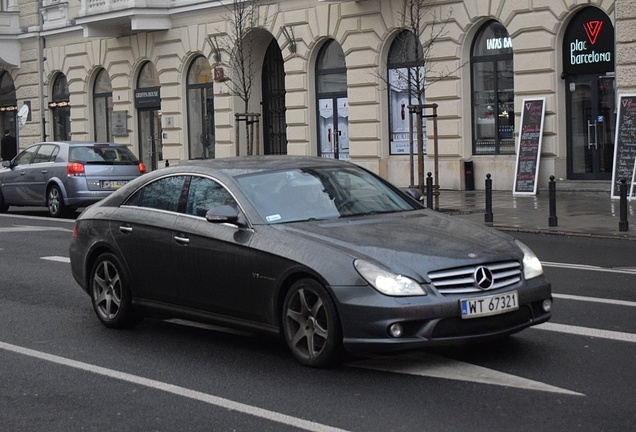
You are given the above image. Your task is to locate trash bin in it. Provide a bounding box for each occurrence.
[464,160,475,191]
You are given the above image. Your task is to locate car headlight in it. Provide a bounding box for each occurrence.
[354,259,426,296]
[516,240,543,280]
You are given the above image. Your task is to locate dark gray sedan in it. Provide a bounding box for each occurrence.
[69,156,552,367]
[0,141,145,217]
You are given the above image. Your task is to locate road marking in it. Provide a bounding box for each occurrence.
[535,322,636,343]
[0,341,350,432]
[41,256,71,263]
[553,293,636,308]
[349,353,583,396]
[0,213,75,223]
[0,225,73,233]
[542,261,636,275]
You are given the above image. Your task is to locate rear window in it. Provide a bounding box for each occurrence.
[69,145,139,165]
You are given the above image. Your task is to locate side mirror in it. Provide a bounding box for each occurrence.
[205,205,240,224]
[1,160,11,168]
[403,187,424,204]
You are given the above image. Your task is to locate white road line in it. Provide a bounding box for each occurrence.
[0,341,350,432]
[0,225,73,233]
[349,353,583,396]
[535,322,636,343]
[553,293,636,308]
[542,261,636,275]
[41,256,71,263]
[0,213,76,223]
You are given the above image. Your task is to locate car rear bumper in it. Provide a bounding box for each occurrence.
[332,276,552,354]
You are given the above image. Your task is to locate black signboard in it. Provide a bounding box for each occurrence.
[611,94,636,198]
[513,98,546,195]
[134,86,161,109]
[563,7,614,76]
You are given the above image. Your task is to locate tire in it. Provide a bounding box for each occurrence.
[90,252,141,329]
[47,184,67,217]
[282,278,342,367]
[0,191,8,213]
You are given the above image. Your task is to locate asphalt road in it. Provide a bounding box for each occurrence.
[1,209,635,432]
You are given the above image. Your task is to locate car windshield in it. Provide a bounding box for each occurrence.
[69,145,139,165]
[237,166,417,223]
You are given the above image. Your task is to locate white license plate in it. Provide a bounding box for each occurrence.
[460,291,519,319]
[101,180,128,190]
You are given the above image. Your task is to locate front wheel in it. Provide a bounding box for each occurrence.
[90,252,141,329]
[282,278,342,367]
[47,184,67,217]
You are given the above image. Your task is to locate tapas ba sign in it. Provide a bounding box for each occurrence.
[513,98,546,195]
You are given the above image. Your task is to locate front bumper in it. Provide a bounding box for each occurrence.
[332,276,552,354]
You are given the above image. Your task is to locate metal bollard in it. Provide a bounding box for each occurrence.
[165,159,170,167]
[485,173,493,224]
[619,178,629,232]
[548,175,558,227]
[426,172,434,210]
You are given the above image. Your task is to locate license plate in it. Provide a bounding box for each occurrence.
[460,291,519,319]
[101,180,128,190]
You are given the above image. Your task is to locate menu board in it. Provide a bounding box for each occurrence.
[513,98,546,195]
[611,94,636,198]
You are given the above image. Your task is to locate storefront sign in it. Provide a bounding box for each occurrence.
[611,94,636,198]
[134,86,161,109]
[563,7,614,75]
[513,98,546,195]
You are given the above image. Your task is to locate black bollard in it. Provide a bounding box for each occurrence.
[485,173,493,224]
[165,159,170,167]
[619,178,629,232]
[548,175,558,227]
[426,172,434,209]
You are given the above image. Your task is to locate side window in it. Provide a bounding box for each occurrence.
[14,147,38,166]
[126,176,186,212]
[32,145,58,164]
[186,176,236,217]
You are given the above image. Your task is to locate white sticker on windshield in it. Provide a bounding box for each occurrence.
[266,214,282,222]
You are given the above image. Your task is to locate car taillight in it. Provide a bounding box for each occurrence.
[72,222,79,238]
[67,162,85,176]
[138,162,147,174]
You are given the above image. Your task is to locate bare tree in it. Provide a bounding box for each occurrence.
[213,0,265,155]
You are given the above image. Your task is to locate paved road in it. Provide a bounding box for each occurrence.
[1,211,635,431]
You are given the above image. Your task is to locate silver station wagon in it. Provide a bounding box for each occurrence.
[0,141,146,217]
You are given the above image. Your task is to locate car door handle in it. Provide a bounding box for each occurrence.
[174,234,190,245]
[40,169,48,174]
[119,225,133,234]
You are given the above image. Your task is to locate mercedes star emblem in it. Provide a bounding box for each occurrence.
[473,266,494,290]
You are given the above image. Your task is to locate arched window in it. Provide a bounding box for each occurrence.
[387,30,425,155]
[93,69,113,142]
[186,56,214,159]
[50,73,71,141]
[136,61,162,171]
[316,40,349,160]
[0,70,17,140]
[471,21,515,155]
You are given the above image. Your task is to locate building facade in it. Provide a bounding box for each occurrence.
[1,0,633,191]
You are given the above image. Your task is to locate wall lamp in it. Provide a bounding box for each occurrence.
[207,36,222,63]
[281,26,296,54]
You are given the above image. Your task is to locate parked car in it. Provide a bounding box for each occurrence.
[69,156,552,367]
[0,141,146,217]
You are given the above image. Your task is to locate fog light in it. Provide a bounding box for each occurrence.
[542,299,553,312]
[389,323,403,338]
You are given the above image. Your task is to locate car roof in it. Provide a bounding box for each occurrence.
[177,155,353,176]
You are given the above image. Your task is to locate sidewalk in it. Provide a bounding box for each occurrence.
[433,190,636,240]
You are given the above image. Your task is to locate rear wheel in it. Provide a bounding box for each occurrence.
[282,278,342,367]
[90,252,141,329]
[47,184,67,217]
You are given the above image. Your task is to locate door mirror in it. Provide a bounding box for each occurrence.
[1,160,11,168]
[205,205,240,224]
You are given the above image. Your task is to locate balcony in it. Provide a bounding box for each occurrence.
[76,0,173,37]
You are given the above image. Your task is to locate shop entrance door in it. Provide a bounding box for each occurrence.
[139,109,162,171]
[566,75,615,180]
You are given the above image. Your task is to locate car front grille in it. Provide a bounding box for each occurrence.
[428,261,522,294]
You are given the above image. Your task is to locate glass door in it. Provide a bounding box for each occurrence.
[318,97,349,160]
[567,75,615,180]
[139,109,162,171]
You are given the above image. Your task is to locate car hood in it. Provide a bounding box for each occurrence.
[275,210,523,281]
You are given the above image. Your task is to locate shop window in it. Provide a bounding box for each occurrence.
[50,73,71,141]
[186,56,214,159]
[387,30,425,155]
[93,69,113,142]
[471,21,515,155]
